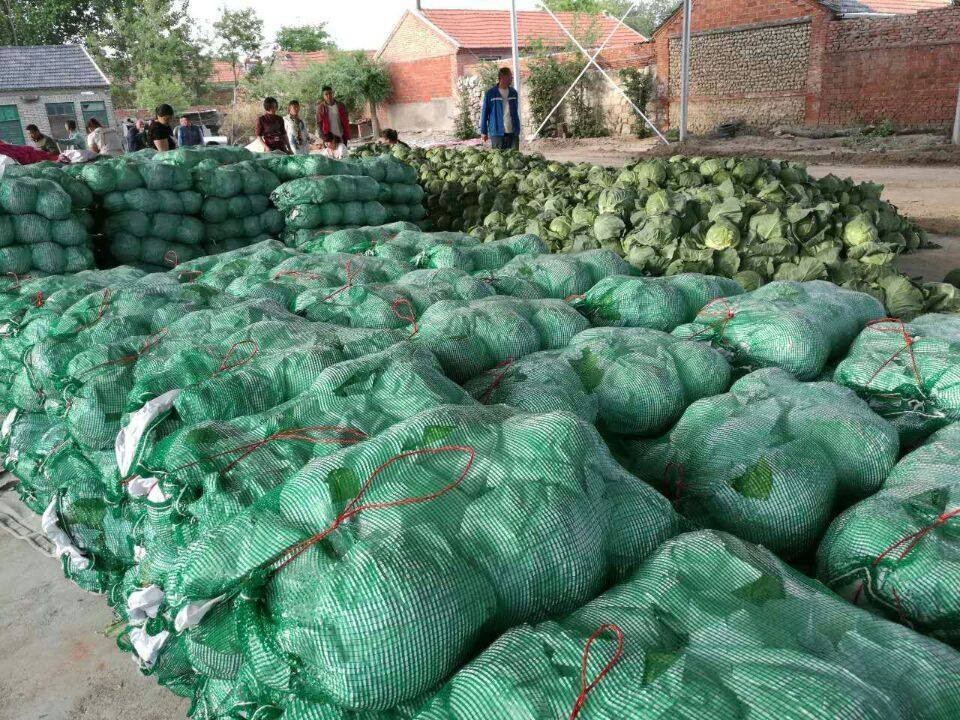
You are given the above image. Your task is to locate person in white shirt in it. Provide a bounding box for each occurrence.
[85,118,125,156]
[319,132,346,159]
[284,100,309,155]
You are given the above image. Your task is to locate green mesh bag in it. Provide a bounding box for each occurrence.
[139,162,192,192]
[12,213,50,245]
[833,314,960,445]
[110,234,142,264]
[152,404,681,712]
[33,178,73,220]
[615,368,899,559]
[465,327,731,437]
[674,280,885,380]
[271,175,381,211]
[64,246,95,273]
[817,422,960,648]
[411,530,960,720]
[0,214,13,246]
[30,242,67,274]
[0,246,32,274]
[0,176,39,214]
[50,215,88,246]
[260,154,361,181]
[573,273,744,330]
[288,222,421,252]
[354,155,418,185]
[293,268,494,330]
[414,296,591,382]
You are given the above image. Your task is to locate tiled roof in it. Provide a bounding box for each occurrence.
[209,60,239,84]
[0,45,109,90]
[419,10,647,49]
[823,0,951,13]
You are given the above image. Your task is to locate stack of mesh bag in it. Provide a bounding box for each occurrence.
[833,314,960,445]
[0,174,95,275]
[572,273,743,330]
[408,530,960,720]
[614,368,899,559]
[817,422,960,648]
[465,327,731,438]
[192,160,284,259]
[136,404,683,714]
[674,280,885,379]
[266,154,425,237]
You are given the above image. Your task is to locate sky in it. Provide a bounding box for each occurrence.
[188,0,543,52]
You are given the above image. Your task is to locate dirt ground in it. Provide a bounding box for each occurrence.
[0,487,189,720]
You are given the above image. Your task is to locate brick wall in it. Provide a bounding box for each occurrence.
[0,88,115,142]
[818,7,960,128]
[379,12,455,62]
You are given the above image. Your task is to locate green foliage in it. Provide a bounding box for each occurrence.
[86,0,210,110]
[525,42,580,138]
[275,24,336,52]
[246,51,390,121]
[619,67,654,137]
[214,7,264,103]
[0,0,122,45]
[539,0,678,37]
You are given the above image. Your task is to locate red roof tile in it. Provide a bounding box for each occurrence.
[209,60,240,85]
[420,9,647,50]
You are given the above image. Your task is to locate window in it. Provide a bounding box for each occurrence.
[0,105,24,145]
[81,100,109,128]
[45,102,77,137]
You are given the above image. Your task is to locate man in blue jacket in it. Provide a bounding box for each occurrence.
[480,67,520,150]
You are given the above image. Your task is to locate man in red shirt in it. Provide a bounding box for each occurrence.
[316,86,351,146]
[256,97,292,154]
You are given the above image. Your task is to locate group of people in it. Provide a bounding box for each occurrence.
[23,103,204,161]
[254,85,406,158]
[20,68,518,164]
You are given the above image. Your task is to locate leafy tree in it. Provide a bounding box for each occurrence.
[539,0,678,37]
[276,24,335,52]
[87,0,210,111]
[214,7,264,105]
[246,50,391,135]
[0,0,121,45]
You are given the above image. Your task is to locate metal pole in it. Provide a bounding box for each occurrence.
[510,0,521,145]
[679,0,692,142]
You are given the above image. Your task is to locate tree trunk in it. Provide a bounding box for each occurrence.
[369,101,381,138]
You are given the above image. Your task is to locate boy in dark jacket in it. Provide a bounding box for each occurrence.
[479,67,520,150]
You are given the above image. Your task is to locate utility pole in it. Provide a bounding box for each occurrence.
[510,0,522,145]
[679,0,692,142]
[953,83,960,145]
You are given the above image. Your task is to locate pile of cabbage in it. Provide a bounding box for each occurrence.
[359,146,955,319]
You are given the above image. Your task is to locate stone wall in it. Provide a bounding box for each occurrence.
[667,19,812,132]
[818,7,960,128]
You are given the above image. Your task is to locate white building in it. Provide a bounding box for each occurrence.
[0,45,114,146]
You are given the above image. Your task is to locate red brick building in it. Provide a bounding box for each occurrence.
[650,0,959,131]
[377,1,958,135]
[376,8,648,131]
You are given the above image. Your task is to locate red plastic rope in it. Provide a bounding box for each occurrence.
[172,425,368,478]
[273,269,326,282]
[72,288,111,333]
[479,357,513,404]
[564,294,586,303]
[6,272,30,290]
[873,508,960,566]
[163,250,179,268]
[569,623,624,720]
[177,269,204,282]
[689,298,736,340]
[34,292,44,308]
[214,339,260,375]
[664,461,685,504]
[78,328,169,377]
[319,260,355,303]
[862,317,922,388]
[272,444,475,572]
[391,297,419,337]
